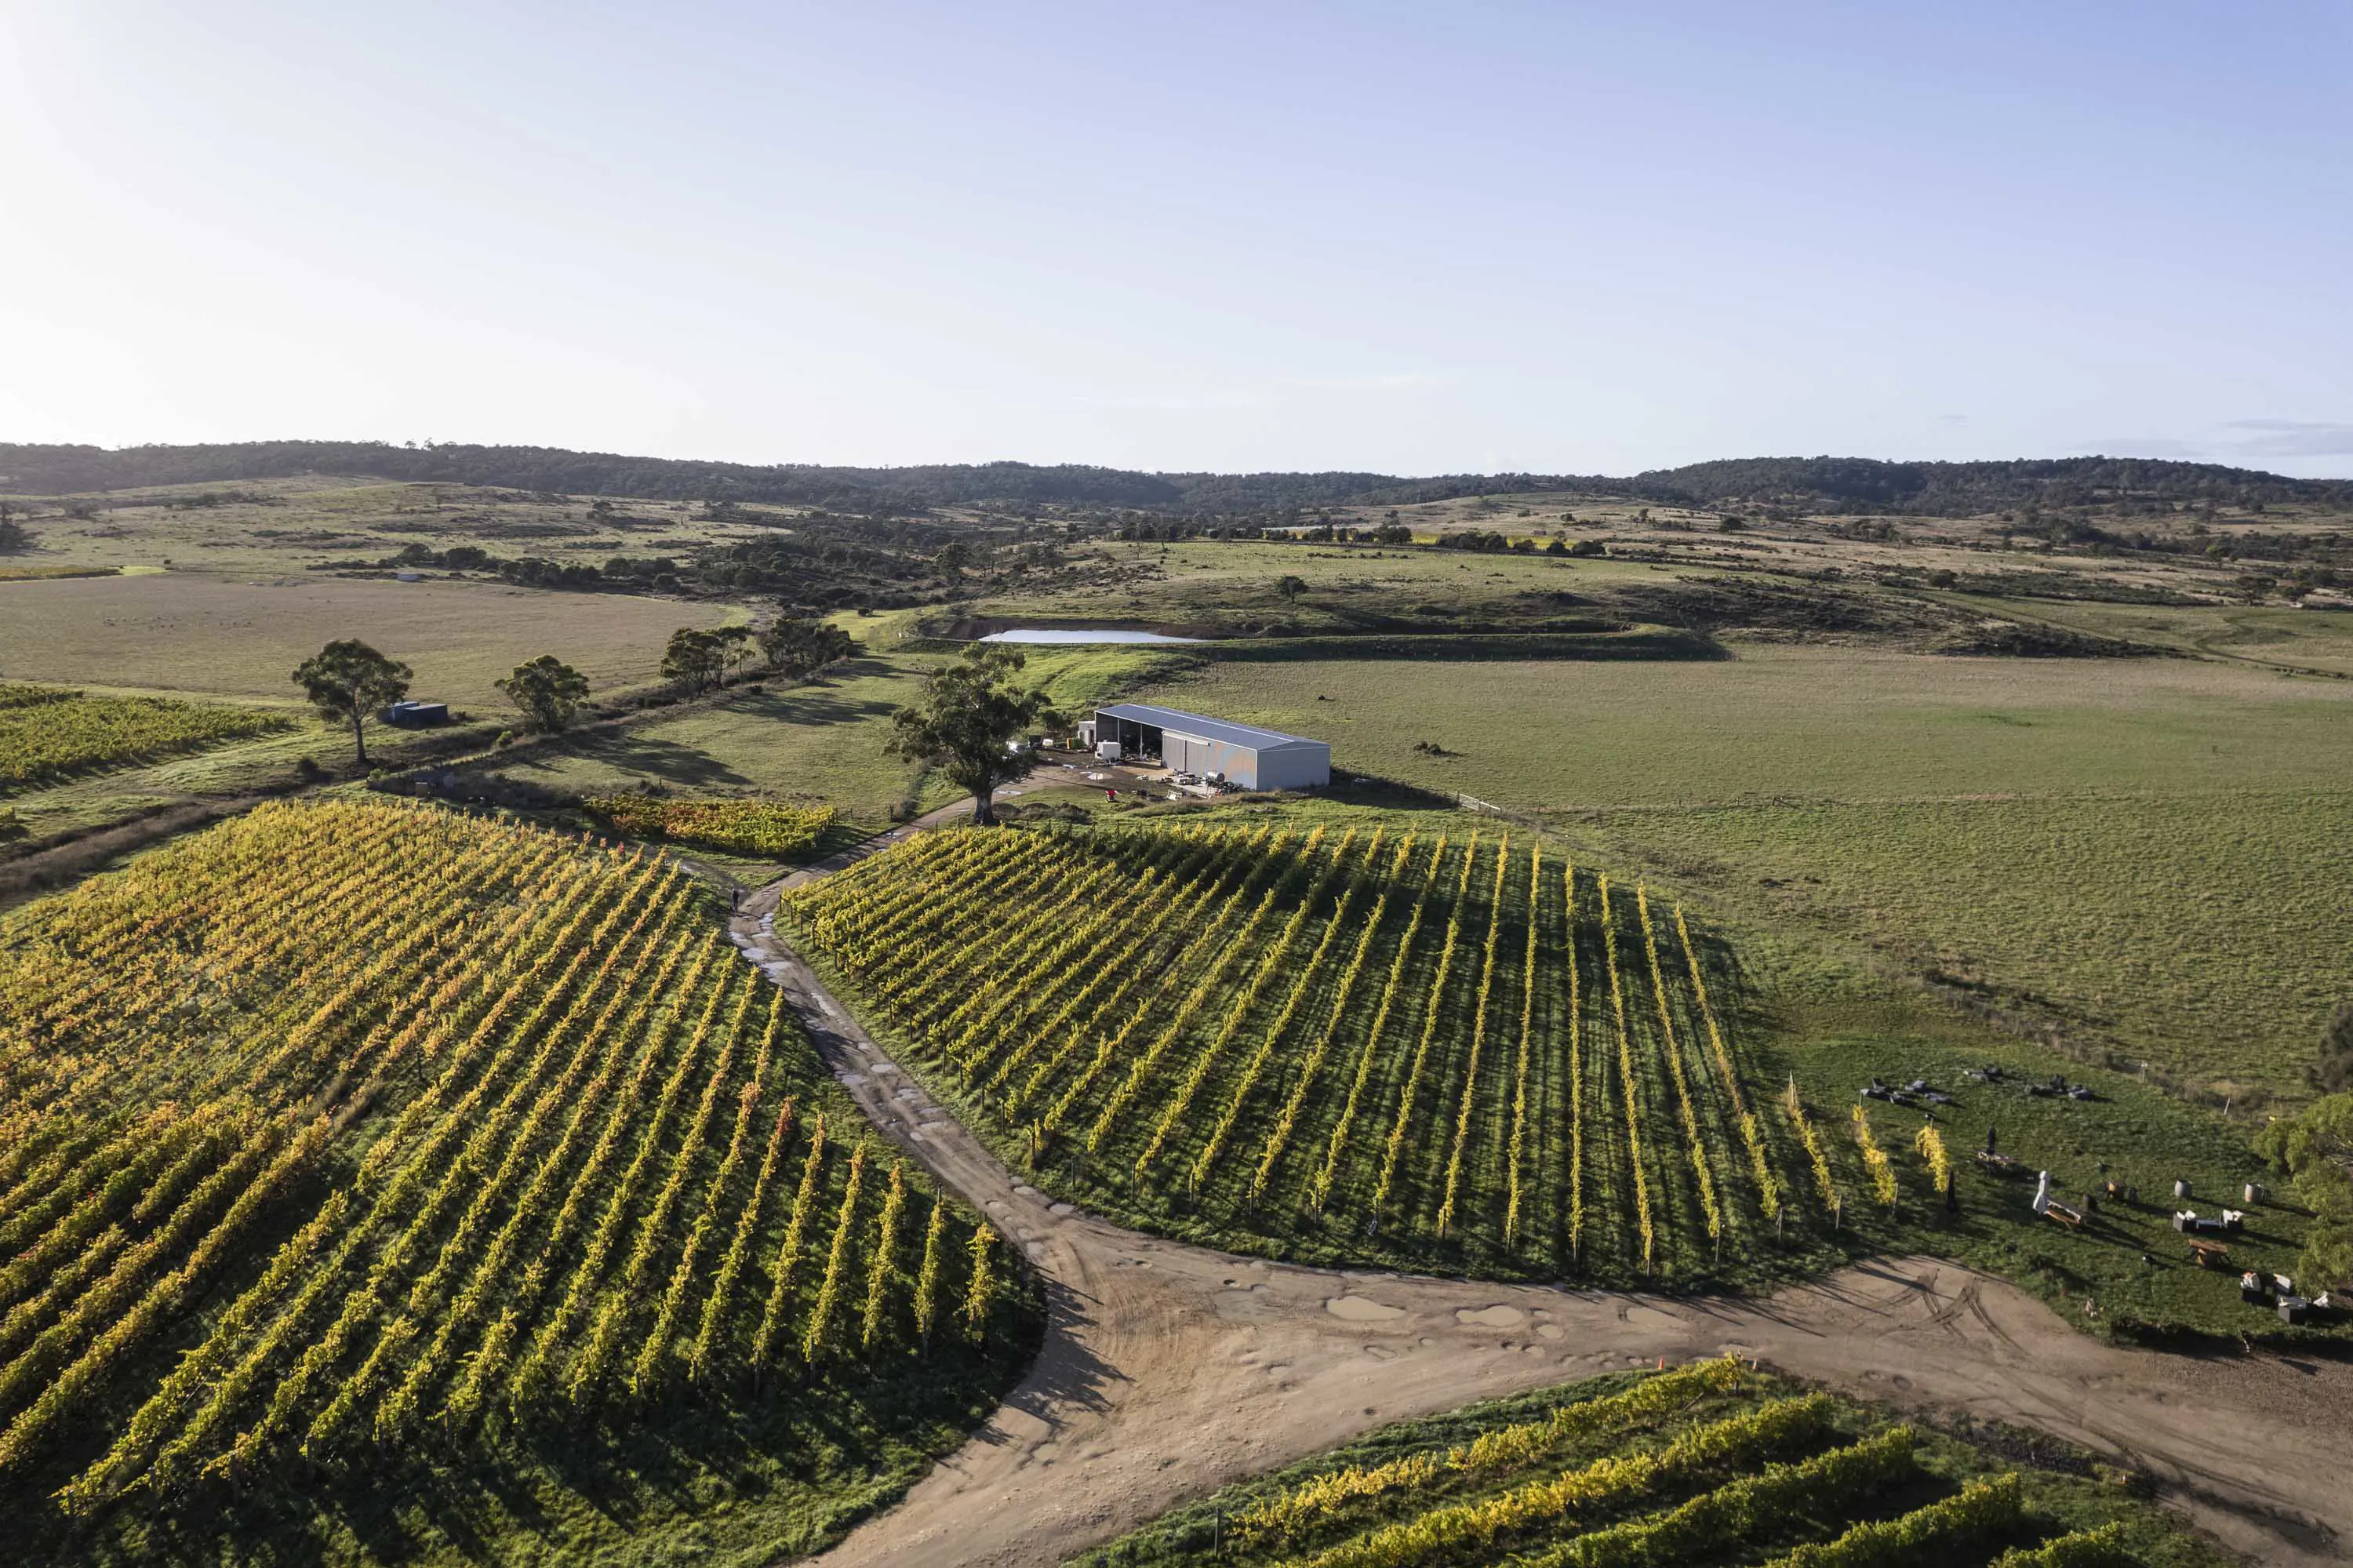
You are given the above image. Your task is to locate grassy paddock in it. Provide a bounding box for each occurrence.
[958,539,1729,645]
[0,572,736,708]
[1129,647,2353,1101]
[1965,595,2353,677]
[493,657,944,830]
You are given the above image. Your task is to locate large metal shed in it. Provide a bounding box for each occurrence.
[1091,703,1331,791]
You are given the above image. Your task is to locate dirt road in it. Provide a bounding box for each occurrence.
[732,844,2351,1568]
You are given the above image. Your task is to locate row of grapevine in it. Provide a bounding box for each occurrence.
[1504,843,1544,1242]
[1520,1427,1918,1568]
[1435,838,1514,1237]
[1675,904,1780,1220]
[1369,835,1483,1219]
[1307,837,1443,1213]
[0,800,1032,1529]
[1235,1358,1748,1546]
[1146,829,1366,1180]
[1566,864,1587,1256]
[1916,1124,1953,1199]
[1635,884,1724,1242]
[1598,875,1657,1268]
[1249,835,1415,1203]
[1292,1394,1838,1568]
[783,820,1803,1283]
[1764,1473,2022,1566]
[1852,1105,1900,1208]
[1785,1079,1843,1223]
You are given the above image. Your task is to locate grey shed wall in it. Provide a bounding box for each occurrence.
[1160,731,1329,790]
[1095,702,1332,790]
[1248,743,1332,791]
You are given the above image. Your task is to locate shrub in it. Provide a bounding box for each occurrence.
[584,795,835,859]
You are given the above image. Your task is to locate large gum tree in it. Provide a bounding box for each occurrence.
[886,644,1051,826]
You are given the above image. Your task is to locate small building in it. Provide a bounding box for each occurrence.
[1090,703,1330,791]
[384,700,449,727]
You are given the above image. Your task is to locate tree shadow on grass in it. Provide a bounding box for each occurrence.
[546,729,754,788]
[1320,773,1457,811]
[131,1359,1031,1568]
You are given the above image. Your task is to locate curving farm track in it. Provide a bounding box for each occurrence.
[732,816,2352,1568]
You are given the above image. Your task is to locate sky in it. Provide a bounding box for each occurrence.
[2,2,2348,478]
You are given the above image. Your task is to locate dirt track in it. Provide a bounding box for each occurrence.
[734,819,2353,1568]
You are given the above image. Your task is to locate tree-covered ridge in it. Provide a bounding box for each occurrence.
[5,440,2344,515]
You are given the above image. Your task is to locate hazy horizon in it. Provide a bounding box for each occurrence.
[6,435,2348,489]
[4,2,2348,478]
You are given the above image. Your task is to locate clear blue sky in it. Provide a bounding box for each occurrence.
[3,2,2347,476]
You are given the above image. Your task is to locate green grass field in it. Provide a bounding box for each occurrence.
[1130,646,2353,1102]
[1078,1360,2227,1567]
[0,475,747,578]
[966,538,1684,637]
[0,571,736,708]
[494,657,944,831]
[0,801,1038,1565]
[1965,596,2353,677]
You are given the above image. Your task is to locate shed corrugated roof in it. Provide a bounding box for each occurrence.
[1096,703,1326,753]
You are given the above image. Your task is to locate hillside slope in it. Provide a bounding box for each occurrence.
[6,440,2344,515]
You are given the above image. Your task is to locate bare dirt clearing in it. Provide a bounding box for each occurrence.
[733,857,2353,1568]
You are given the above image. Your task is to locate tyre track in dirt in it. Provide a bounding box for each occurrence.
[729,831,2353,1568]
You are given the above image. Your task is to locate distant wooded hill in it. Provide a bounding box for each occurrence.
[3,439,2344,515]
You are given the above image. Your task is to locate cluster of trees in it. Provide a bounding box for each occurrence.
[289,613,857,763]
[660,615,858,693]
[0,502,29,553]
[1289,522,1415,544]
[16,439,2345,520]
[285,615,1051,840]
[1433,531,1604,557]
[1626,456,2353,517]
[378,543,685,592]
[2253,1005,2353,1296]
[376,521,987,610]
[694,533,924,597]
